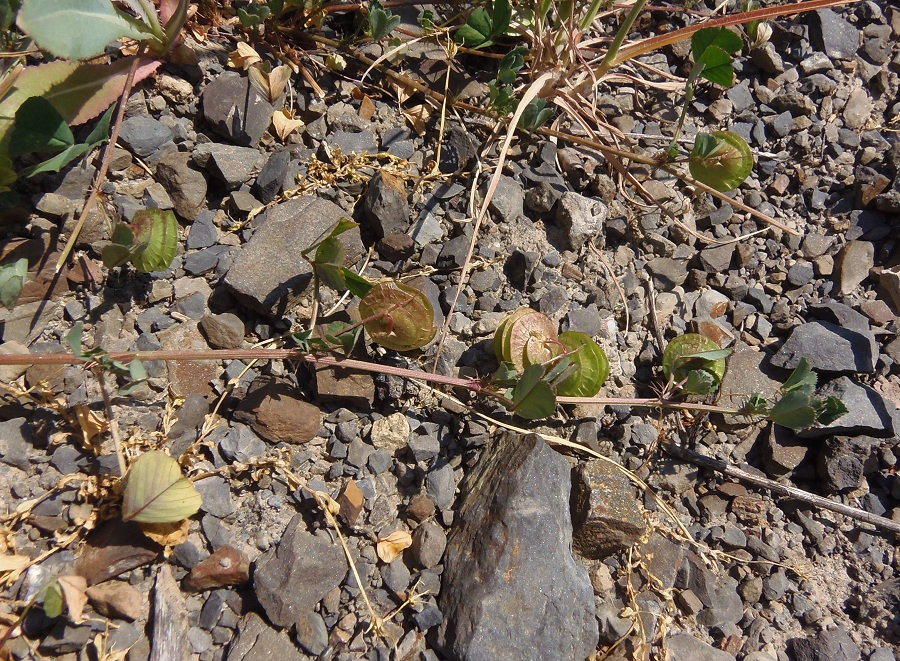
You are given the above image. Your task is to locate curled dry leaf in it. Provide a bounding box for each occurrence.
[74,404,107,452]
[272,109,305,141]
[139,519,190,546]
[313,490,341,516]
[402,104,430,136]
[228,42,261,70]
[57,575,88,623]
[0,554,30,573]
[376,530,412,563]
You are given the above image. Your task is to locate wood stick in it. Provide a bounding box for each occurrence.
[663,441,900,536]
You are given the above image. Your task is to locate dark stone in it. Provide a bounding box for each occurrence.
[439,124,477,174]
[253,514,348,627]
[364,171,411,238]
[186,211,219,250]
[226,612,301,660]
[809,9,859,60]
[435,434,597,661]
[571,460,646,558]
[789,626,860,661]
[253,149,291,203]
[799,377,898,439]
[202,72,275,147]
[155,151,208,221]
[119,116,173,159]
[224,196,364,316]
[770,321,877,374]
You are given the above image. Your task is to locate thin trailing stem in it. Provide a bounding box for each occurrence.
[0,347,743,417]
[95,369,127,476]
[55,44,147,273]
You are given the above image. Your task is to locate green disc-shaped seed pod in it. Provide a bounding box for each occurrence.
[359,281,436,351]
[689,131,754,192]
[554,331,610,397]
[662,333,727,393]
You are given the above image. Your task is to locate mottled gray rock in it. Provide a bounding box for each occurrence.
[219,424,267,463]
[436,434,597,661]
[199,313,244,349]
[789,627,860,661]
[156,151,208,221]
[185,211,218,250]
[195,475,234,518]
[666,633,735,661]
[810,9,859,60]
[202,72,275,147]
[0,418,34,470]
[254,149,291,203]
[411,520,447,569]
[253,514,348,627]
[571,460,646,558]
[808,302,870,332]
[224,197,364,316]
[364,171,410,238]
[770,321,877,373]
[483,175,524,223]
[647,258,688,290]
[716,344,782,423]
[226,612,306,660]
[676,552,744,627]
[699,243,735,273]
[194,143,264,190]
[426,463,457,511]
[439,124,477,174]
[119,116,174,159]
[293,611,328,656]
[554,192,607,250]
[834,240,874,295]
[799,377,898,439]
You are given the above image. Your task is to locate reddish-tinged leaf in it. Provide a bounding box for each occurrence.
[0,57,161,145]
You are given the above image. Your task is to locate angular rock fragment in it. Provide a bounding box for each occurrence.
[571,460,646,558]
[770,320,877,374]
[436,434,597,660]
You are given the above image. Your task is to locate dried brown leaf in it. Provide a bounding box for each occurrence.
[138,519,190,547]
[401,104,430,136]
[267,65,291,101]
[74,404,107,453]
[272,109,305,141]
[228,42,261,70]
[0,554,30,573]
[57,575,88,623]
[376,530,412,563]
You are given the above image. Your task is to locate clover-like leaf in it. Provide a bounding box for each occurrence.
[359,281,436,351]
[781,357,816,394]
[814,396,848,426]
[0,257,28,310]
[689,131,754,192]
[511,364,556,420]
[663,333,727,395]
[122,450,203,523]
[129,208,178,273]
[456,7,493,47]
[769,390,817,430]
[554,331,609,397]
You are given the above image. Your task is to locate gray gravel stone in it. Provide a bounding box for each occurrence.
[202,72,274,147]
[426,463,456,511]
[436,434,597,661]
[224,196,364,316]
[156,151,207,221]
[770,320,877,373]
[195,143,263,190]
[119,116,174,159]
[810,9,859,60]
[666,633,735,661]
[199,313,244,349]
[554,192,607,250]
[186,211,218,250]
[800,377,898,439]
[253,514,348,627]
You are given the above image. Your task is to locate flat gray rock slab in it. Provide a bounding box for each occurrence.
[799,377,899,439]
[770,320,877,373]
[253,514,348,628]
[436,433,598,661]
[224,196,363,316]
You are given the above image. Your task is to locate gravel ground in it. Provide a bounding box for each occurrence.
[1,2,899,660]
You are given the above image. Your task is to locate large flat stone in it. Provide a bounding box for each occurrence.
[223,197,363,317]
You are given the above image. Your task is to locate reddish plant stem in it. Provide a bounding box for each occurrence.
[0,349,740,415]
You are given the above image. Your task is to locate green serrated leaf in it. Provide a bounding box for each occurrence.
[315,236,347,290]
[491,0,511,35]
[695,44,735,87]
[9,96,74,156]
[781,357,816,394]
[741,392,769,416]
[769,390,817,429]
[325,321,361,354]
[456,7,492,47]
[681,369,717,395]
[26,142,91,176]
[121,450,203,523]
[814,396,848,427]
[692,26,743,60]
[343,269,372,298]
[129,209,178,273]
[0,257,28,310]
[512,364,556,419]
[101,243,135,270]
[17,0,153,61]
